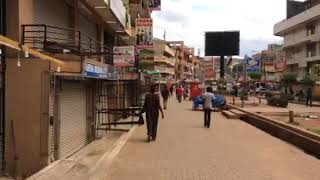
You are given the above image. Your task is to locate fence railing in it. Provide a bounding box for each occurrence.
[22,24,113,62]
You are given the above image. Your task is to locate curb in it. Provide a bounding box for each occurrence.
[88,125,138,180]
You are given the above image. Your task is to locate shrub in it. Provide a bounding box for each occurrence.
[267,93,288,108]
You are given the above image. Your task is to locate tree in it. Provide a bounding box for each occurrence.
[281,72,297,85]
[302,75,318,86]
[248,72,262,80]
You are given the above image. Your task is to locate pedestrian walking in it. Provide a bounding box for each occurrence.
[169,86,174,97]
[202,87,215,128]
[161,86,170,109]
[177,85,184,103]
[143,85,164,142]
[306,87,313,107]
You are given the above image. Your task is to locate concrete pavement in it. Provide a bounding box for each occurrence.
[105,98,320,180]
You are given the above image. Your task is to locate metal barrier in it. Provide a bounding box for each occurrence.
[21,24,113,62]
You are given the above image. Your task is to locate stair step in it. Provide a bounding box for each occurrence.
[229,109,246,117]
[222,110,239,119]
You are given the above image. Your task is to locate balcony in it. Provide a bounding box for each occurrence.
[284,33,320,48]
[274,3,320,36]
[22,24,112,61]
[164,45,175,57]
[85,0,129,34]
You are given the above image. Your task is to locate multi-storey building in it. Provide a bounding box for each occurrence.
[152,38,176,85]
[167,41,198,83]
[274,0,320,80]
[261,44,285,82]
[0,0,149,177]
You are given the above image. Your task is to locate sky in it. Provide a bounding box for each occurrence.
[151,0,287,57]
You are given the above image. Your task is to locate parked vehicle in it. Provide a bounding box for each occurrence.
[193,95,227,110]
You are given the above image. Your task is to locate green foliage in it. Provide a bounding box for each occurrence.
[302,75,318,86]
[281,73,297,85]
[248,72,262,80]
[267,93,289,108]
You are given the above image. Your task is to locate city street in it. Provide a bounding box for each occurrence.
[105,98,320,180]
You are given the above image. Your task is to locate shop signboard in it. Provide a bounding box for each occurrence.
[83,62,108,79]
[274,60,287,72]
[148,0,161,11]
[246,56,261,73]
[113,46,135,67]
[110,0,126,27]
[136,18,153,49]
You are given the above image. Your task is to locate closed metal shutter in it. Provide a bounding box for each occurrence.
[79,14,97,39]
[58,82,87,159]
[48,91,55,162]
[79,14,97,51]
[33,0,70,27]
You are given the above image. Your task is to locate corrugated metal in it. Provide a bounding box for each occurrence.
[79,14,97,50]
[48,91,55,162]
[79,14,97,39]
[33,0,70,27]
[58,82,87,159]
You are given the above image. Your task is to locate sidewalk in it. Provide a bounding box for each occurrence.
[27,123,137,180]
[104,98,320,180]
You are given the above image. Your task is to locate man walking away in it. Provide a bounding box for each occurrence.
[177,86,184,103]
[143,85,164,142]
[202,87,215,128]
[161,86,170,109]
[169,86,174,97]
[306,88,313,107]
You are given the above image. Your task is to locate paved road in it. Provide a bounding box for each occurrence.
[105,98,320,180]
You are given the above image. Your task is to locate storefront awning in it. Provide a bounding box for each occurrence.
[0,35,64,65]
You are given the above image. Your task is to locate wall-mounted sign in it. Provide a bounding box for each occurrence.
[113,46,135,67]
[110,0,126,27]
[274,60,287,72]
[136,18,153,49]
[246,56,261,73]
[148,0,161,11]
[83,63,108,79]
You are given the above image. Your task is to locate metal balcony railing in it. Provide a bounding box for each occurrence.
[22,24,113,62]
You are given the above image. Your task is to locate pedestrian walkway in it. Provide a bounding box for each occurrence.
[105,98,320,180]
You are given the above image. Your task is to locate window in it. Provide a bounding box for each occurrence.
[306,24,315,36]
[306,43,316,57]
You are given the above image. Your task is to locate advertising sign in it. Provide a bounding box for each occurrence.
[110,0,126,27]
[203,60,215,80]
[148,0,161,11]
[274,60,287,72]
[246,56,261,73]
[136,18,153,49]
[83,63,108,79]
[113,46,135,67]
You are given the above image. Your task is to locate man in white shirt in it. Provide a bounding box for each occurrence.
[201,87,215,128]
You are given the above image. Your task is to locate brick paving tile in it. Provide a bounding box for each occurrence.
[105,98,320,180]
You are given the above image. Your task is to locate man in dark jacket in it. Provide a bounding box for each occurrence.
[161,86,170,109]
[143,85,164,142]
[306,88,313,107]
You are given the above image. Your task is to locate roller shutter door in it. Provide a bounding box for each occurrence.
[58,82,87,159]
[33,0,70,27]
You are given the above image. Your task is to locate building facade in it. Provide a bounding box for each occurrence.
[1,0,149,177]
[152,38,176,85]
[274,0,320,80]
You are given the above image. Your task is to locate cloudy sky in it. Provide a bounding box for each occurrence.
[151,0,287,57]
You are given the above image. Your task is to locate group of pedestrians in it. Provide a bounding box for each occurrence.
[142,84,216,143]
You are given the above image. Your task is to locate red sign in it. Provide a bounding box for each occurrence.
[274,60,287,72]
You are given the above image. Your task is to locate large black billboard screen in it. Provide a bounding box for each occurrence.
[205,31,240,56]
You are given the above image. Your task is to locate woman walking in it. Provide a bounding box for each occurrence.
[143,85,164,142]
